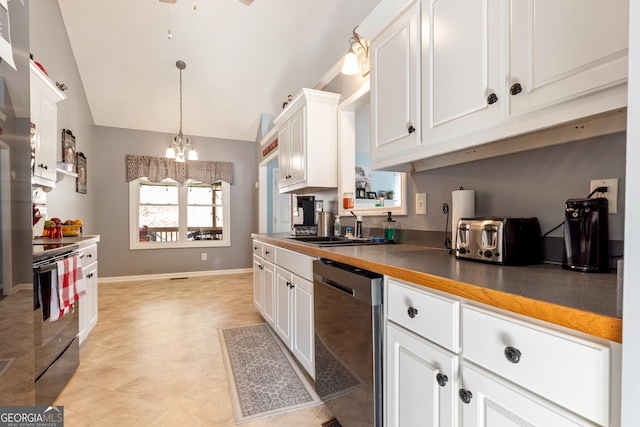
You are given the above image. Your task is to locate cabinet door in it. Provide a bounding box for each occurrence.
[508,0,628,117]
[386,322,459,427]
[86,262,98,331]
[292,274,314,378]
[30,83,58,182]
[277,124,290,188]
[79,261,98,344]
[460,362,591,426]
[288,107,306,186]
[370,3,420,164]
[262,261,276,329]
[422,0,504,145]
[252,254,263,313]
[274,267,293,349]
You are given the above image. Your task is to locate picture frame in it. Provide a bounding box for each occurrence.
[356,188,366,199]
[76,152,87,194]
[378,190,387,199]
[62,129,76,165]
[366,191,377,199]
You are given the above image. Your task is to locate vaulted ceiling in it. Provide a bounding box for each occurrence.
[57,0,381,143]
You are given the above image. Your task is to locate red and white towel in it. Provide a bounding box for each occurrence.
[48,255,84,321]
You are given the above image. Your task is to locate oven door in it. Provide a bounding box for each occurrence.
[33,261,80,405]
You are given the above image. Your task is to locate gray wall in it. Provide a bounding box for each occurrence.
[332,132,626,242]
[94,126,256,278]
[405,132,626,240]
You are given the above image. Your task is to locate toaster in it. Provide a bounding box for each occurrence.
[455,217,542,265]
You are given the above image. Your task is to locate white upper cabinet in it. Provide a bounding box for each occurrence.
[369,1,421,168]
[365,0,628,170]
[30,62,66,187]
[274,88,340,193]
[422,0,504,143]
[508,0,629,118]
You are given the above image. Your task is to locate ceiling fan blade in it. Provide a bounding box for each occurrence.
[237,0,254,5]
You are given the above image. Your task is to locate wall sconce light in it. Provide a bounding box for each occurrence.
[341,27,370,77]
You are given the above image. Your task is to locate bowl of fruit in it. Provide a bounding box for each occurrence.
[61,219,82,236]
[43,218,83,237]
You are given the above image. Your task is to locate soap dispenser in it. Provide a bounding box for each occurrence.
[383,211,397,243]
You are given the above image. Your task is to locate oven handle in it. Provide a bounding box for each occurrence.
[34,264,57,274]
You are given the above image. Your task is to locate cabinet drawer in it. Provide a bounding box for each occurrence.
[386,278,459,353]
[78,244,97,268]
[461,304,610,425]
[262,243,276,263]
[276,247,314,281]
[252,240,263,257]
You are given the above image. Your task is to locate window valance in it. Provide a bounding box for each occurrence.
[125,155,233,185]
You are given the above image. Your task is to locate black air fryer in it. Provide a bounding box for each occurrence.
[563,198,609,272]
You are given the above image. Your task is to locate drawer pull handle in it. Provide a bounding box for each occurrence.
[407,306,419,318]
[265,250,270,255]
[459,388,473,404]
[504,346,522,364]
[436,373,448,387]
[487,93,498,105]
[408,125,416,134]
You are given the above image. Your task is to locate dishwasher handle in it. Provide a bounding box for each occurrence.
[317,277,355,297]
[313,259,383,306]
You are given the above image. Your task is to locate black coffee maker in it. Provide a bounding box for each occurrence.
[563,197,609,272]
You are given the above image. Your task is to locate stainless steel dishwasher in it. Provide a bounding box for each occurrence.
[313,258,383,427]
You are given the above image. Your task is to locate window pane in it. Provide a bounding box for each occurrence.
[188,206,213,227]
[140,180,178,204]
[188,186,213,205]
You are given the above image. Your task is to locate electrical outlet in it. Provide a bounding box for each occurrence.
[201,253,207,261]
[416,193,427,215]
[590,178,618,214]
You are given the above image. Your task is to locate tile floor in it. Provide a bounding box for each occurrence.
[55,273,334,426]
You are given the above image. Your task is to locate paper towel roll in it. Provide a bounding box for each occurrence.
[452,189,475,241]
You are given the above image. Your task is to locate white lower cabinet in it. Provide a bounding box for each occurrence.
[274,265,315,378]
[275,266,294,346]
[291,274,314,376]
[385,276,621,427]
[78,243,98,345]
[459,362,591,427]
[252,240,316,379]
[253,242,276,330]
[385,321,459,427]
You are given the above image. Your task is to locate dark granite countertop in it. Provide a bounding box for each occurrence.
[252,233,622,342]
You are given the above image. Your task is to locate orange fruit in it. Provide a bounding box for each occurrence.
[73,219,83,226]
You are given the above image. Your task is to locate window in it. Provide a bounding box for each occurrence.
[129,178,230,249]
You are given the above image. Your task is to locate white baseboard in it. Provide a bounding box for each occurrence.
[98,268,252,284]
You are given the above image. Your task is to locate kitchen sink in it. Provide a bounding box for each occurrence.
[286,236,386,247]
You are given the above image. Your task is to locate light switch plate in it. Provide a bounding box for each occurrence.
[416,193,427,215]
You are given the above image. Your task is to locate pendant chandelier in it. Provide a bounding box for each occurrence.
[166,60,198,162]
